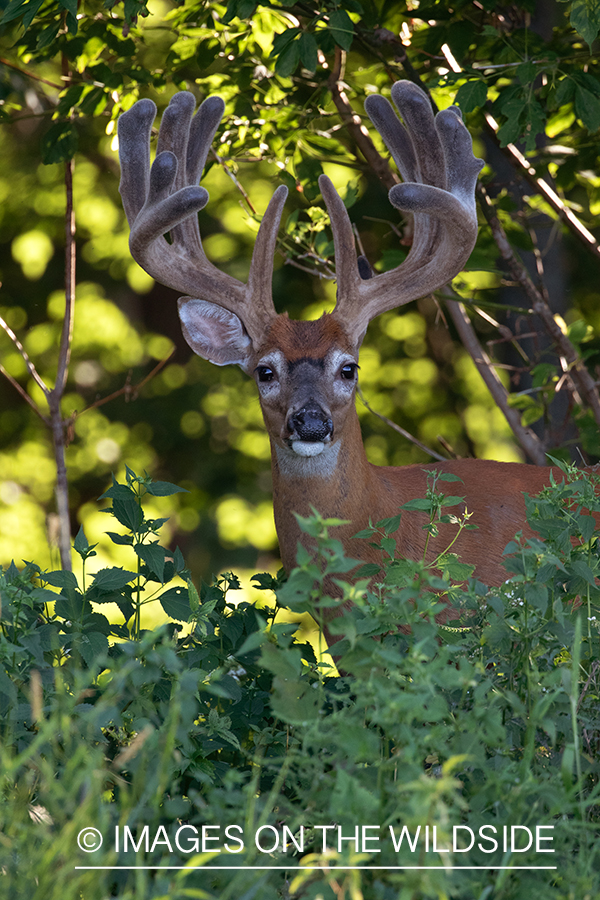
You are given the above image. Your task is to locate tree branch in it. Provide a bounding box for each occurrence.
[0,362,48,421]
[483,111,600,262]
[477,183,600,431]
[328,47,399,191]
[0,312,48,395]
[46,155,76,572]
[444,294,547,465]
[74,349,177,418]
[357,386,447,462]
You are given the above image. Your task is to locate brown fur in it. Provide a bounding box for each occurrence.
[259,314,356,360]
[254,317,579,649]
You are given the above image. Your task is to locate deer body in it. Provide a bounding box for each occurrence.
[248,316,554,589]
[118,82,560,646]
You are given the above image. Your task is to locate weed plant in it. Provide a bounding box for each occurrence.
[0,465,599,899]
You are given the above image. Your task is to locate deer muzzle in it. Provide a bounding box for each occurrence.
[287,402,333,456]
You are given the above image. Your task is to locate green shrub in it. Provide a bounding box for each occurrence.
[0,466,599,899]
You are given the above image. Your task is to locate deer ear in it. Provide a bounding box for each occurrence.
[177,297,253,370]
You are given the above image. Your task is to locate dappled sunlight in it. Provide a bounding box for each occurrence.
[215,496,277,551]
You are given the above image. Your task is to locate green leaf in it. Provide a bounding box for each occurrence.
[579,514,596,543]
[207,708,240,748]
[55,593,86,620]
[0,0,35,26]
[524,583,548,614]
[222,0,256,22]
[441,495,466,507]
[135,543,166,582]
[354,562,382,577]
[22,0,44,29]
[516,61,536,85]
[570,0,600,51]
[455,79,487,113]
[45,570,79,591]
[159,586,191,621]
[555,76,576,106]
[401,498,433,512]
[561,742,575,789]
[76,631,109,666]
[271,26,300,58]
[236,630,266,655]
[73,526,97,560]
[91,568,137,591]
[380,536,396,558]
[298,32,318,73]
[111,496,143,532]
[571,559,597,585]
[329,10,354,51]
[144,480,189,497]
[377,514,402,535]
[59,0,78,32]
[575,85,600,131]
[187,579,200,613]
[497,102,526,146]
[36,21,61,50]
[173,546,185,572]
[0,667,17,702]
[275,38,300,77]
[41,121,78,165]
[220,613,244,647]
[106,532,134,546]
[74,526,89,556]
[442,559,475,581]
[99,478,136,500]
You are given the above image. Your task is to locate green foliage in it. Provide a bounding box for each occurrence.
[1,470,599,897]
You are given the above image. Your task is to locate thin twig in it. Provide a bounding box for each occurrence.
[0,312,48,394]
[0,362,48,421]
[0,55,64,89]
[211,148,257,215]
[279,251,336,279]
[483,111,600,262]
[577,660,599,713]
[444,293,547,466]
[478,183,600,430]
[74,349,176,418]
[357,386,447,461]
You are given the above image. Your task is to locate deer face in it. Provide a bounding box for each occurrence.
[178,300,359,460]
[252,316,359,458]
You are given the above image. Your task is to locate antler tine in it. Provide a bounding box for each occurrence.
[328,81,483,345]
[118,98,155,227]
[119,94,285,345]
[363,93,419,184]
[155,93,223,261]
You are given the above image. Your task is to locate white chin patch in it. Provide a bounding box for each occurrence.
[291,440,325,457]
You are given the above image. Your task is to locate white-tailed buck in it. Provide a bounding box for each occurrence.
[118,82,560,644]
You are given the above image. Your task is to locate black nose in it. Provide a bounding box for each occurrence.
[288,403,333,442]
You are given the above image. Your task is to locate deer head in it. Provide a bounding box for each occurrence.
[118,83,483,470]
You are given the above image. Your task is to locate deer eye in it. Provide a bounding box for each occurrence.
[340,363,358,380]
[256,365,275,383]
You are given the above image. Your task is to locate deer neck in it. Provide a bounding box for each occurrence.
[270,407,373,571]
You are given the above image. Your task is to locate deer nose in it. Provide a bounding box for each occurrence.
[288,402,333,442]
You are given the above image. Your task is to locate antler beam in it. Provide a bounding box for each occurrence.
[119,82,482,349]
[324,81,484,344]
[118,92,286,344]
